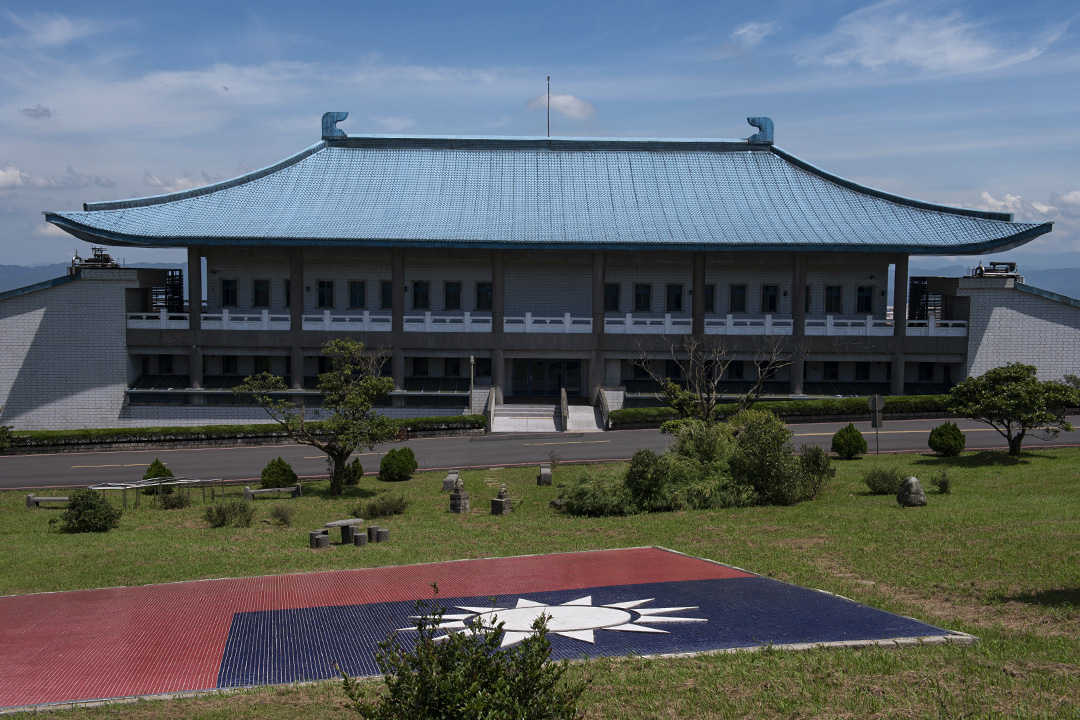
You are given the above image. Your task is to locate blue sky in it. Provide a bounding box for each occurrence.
[0,0,1077,268]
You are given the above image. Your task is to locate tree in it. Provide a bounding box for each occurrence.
[634,334,803,423]
[949,363,1079,456]
[234,339,397,495]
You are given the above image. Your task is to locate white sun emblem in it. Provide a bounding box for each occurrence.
[405,595,706,647]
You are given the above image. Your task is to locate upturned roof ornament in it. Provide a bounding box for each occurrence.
[322,111,349,139]
[747,117,774,144]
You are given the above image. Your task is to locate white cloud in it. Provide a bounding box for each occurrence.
[526,93,596,121]
[974,190,1080,252]
[4,11,112,47]
[34,223,68,237]
[730,22,777,50]
[0,162,113,189]
[801,0,1065,73]
[142,170,223,193]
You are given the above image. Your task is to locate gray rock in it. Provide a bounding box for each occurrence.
[550,497,565,510]
[897,476,928,507]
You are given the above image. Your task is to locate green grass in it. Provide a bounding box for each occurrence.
[3,449,1079,718]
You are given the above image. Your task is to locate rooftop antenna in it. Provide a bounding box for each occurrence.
[547,75,550,138]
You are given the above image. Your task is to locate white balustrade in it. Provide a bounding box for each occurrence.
[604,313,691,335]
[907,316,967,337]
[403,312,492,333]
[302,310,392,332]
[127,309,190,330]
[201,309,290,331]
[504,313,593,333]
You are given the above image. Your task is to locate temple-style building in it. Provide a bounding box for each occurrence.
[2,113,1074,431]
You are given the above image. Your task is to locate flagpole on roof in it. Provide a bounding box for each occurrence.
[547,76,550,138]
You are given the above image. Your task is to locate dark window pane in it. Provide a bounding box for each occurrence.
[284,279,291,308]
[220,279,237,307]
[666,284,683,312]
[761,285,778,313]
[412,357,428,377]
[412,281,430,310]
[824,361,839,380]
[476,282,493,311]
[158,354,174,374]
[446,358,461,376]
[634,284,651,312]
[805,284,810,313]
[380,280,393,310]
[254,356,271,374]
[728,360,744,379]
[252,279,270,307]
[349,281,366,309]
[704,285,715,312]
[222,356,237,375]
[856,285,873,314]
[604,283,620,312]
[317,281,334,308]
[444,281,461,310]
[825,285,842,314]
[855,361,870,381]
[729,284,747,313]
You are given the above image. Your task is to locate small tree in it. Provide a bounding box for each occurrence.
[928,421,966,457]
[949,363,1079,456]
[235,339,397,495]
[143,458,174,494]
[260,457,299,489]
[831,423,867,459]
[379,447,418,482]
[55,489,122,533]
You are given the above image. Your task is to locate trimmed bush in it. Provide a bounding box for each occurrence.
[928,421,966,457]
[54,489,122,533]
[0,424,12,452]
[357,494,409,519]
[379,447,418,482]
[930,471,952,495]
[269,504,293,526]
[831,423,867,460]
[343,458,364,486]
[204,499,256,528]
[863,467,904,495]
[142,458,175,494]
[159,492,191,510]
[260,456,298,488]
[342,602,585,720]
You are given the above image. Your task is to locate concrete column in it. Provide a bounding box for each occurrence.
[492,347,505,397]
[392,250,404,334]
[391,348,405,392]
[692,252,705,336]
[491,250,505,333]
[891,354,905,396]
[187,246,203,389]
[790,253,806,395]
[893,254,908,338]
[589,349,605,401]
[289,248,305,390]
[592,251,605,335]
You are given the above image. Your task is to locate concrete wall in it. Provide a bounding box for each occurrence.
[958,278,1080,380]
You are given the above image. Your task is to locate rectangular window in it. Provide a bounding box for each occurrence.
[284,279,291,308]
[476,357,492,378]
[805,285,811,313]
[444,281,462,311]
[761,285,778,313]
[412,357,428,377]
[349,281,366,309]
[919,362,935,382]
[412,281,430,309]
[604,283,620,312]
[476,282,493,311]
[446,358,461,376]
[729,284,747,313]
[855,361,871,381]
[728,360,744,380]
[704,285,715,312]
[222,356,238,375]
[317,280,334,309]
[664,359,683,379]
[823,361,840,381]
[666,284,683,312]
[158,354,174,374]
[253,356,271,374]
[317,356,331,375]
[856,285,874,314]
[220,279,237,307]
[380,280,393,310]
[252,279,270,308]
[634,284,651,312]
[825,285,842,314]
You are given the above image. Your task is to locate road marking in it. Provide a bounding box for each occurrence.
[303,452,387,459]
[71,463,152,469]
[792,427,1000,437]
[522,440,611,447]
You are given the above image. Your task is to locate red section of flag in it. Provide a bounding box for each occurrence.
[0,548,748,708]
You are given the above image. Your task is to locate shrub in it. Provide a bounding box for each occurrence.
[863,467,904,495]
[55,489,122,533]
[831,423,867,460]
[343,458,364,486]
[379,447,418,482]
[928,421,966,457]
[260,457,298,488]
[343,601,585,720]
[357,494,409,519]
[0,423,12,452]
[159,492,191,510]
[930,471,952,495]
[624,449,664,510]
[204,499,256,528]
[729,409,815,506]
[142,458,175,494]
[269,504,293,526]
[559,471,635,516]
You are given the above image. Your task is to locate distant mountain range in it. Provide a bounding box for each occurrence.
[2,261,1078,302]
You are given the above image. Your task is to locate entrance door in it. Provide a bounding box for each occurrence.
[510,360,581,397]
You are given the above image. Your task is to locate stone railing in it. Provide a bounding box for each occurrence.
[705,315,794,335]
[804,315,893,337]
[301,311,392,332]
[503,313,593,333]
[404,312,493,333]
[906,318,968,337]
[604,313,693,334]
[127,310,190,330]
[201,310,290,331]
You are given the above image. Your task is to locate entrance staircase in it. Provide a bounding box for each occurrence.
[491,403,559,433]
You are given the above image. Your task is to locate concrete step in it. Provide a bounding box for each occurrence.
[566,405,604,432]
[494,405,558,418]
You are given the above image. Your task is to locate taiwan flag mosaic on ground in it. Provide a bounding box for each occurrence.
[0,547,972,710]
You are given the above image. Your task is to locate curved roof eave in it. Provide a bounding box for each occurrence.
[43,214,1053,256]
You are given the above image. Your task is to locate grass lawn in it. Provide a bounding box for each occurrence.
[2,448,1078,718]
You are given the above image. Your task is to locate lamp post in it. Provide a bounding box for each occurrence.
[469,355,475,394]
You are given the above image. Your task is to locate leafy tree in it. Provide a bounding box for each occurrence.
[949,363,1079,456]
[831,423,867,459]
[928,421,966,457]
[260,457,299,489]
[235,339,397,495]
[55,489,122,533]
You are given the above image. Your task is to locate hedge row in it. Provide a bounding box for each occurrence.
[607,395,951,429]
[7,415,488,450]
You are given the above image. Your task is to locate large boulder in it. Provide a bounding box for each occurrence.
[897,476,928,507]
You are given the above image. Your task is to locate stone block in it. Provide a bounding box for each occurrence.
[310,531,329,549]
[491,497,512,515]
[450,492,470,513]
[442,470,460,492]
[368,526,379,543]
[353,532,368,547]
[537,464,552,486]
[376,528,390,543]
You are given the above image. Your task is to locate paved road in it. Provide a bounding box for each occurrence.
[3,416,1079,490]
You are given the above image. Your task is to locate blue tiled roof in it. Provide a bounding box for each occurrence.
[46,136,1050,254]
